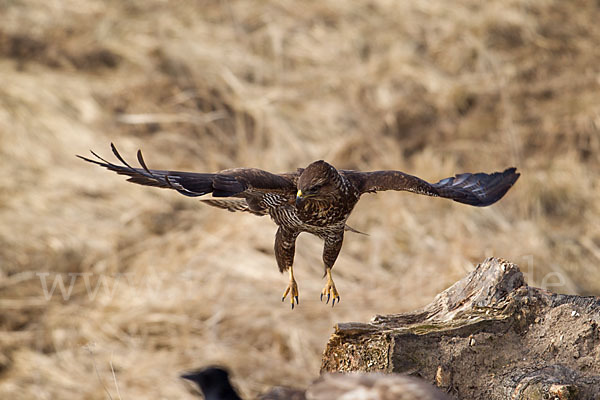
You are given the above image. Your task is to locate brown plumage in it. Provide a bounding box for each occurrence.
[78,144,520,309]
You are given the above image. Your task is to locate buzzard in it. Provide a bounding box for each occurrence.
[79,144,519,309]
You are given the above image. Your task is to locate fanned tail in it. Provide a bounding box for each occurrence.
[344,224,368,235]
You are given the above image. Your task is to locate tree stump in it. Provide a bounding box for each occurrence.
[321,257,600,399]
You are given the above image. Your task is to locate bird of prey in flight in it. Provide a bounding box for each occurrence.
[79,144,519,309]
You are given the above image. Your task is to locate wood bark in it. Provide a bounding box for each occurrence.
[321,257,600,399]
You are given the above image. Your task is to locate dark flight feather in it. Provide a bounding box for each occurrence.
[431,167,519,206]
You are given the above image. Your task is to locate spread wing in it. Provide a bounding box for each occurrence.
[78,144,298,213]
[343,167,519,207]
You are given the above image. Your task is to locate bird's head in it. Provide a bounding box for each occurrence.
[296,160,340,207]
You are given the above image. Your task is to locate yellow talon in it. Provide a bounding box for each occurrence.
[320,268,340,307]
[281,267,299,309]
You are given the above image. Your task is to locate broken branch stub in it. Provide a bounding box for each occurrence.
[321,257,600,399]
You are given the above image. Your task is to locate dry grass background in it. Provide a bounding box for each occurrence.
[1,0,599,398]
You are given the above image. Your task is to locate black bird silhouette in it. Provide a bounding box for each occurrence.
[180,367,242,400]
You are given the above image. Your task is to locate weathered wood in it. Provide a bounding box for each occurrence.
[321,257,600,399]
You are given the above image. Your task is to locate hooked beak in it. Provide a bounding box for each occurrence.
[295,190,305,208]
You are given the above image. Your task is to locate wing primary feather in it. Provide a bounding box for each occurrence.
[89,150,113,165]
[76,150,112,166]
[110,143,138,173]
[76,154,100,165]
[136,149,175,189]
[136,149,153,176]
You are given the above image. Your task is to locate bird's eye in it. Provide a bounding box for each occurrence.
[308,184,321,193]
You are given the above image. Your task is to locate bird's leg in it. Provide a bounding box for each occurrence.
[281,266,299,309]
[321,267,340,306]
[275,227,300,309]
[320,232,344,307]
